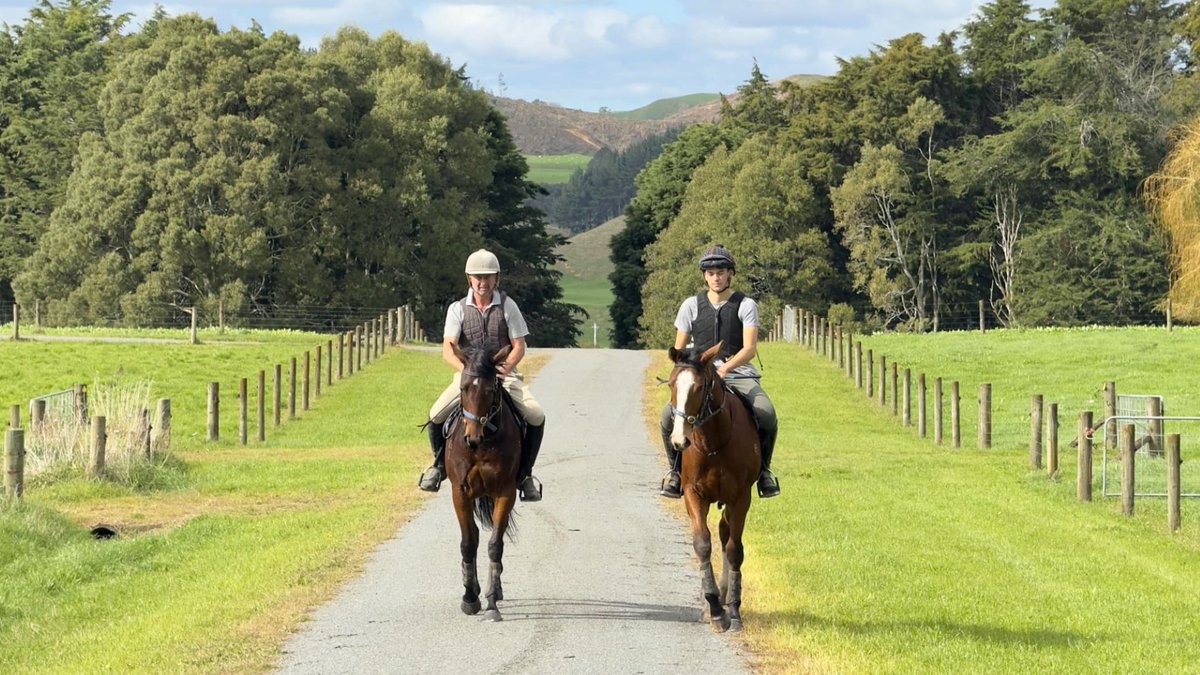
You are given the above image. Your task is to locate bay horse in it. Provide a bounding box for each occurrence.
[445,342,521,622]
[667,342,760,632]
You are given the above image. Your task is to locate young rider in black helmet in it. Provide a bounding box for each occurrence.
[659,244,781,499]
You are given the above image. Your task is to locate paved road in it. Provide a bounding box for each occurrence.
[277,348,751,674]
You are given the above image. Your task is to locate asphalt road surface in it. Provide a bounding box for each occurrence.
[277,348,752,674]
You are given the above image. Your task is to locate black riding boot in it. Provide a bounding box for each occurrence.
[518,423,544,502]
[418,423,446,492]
[660,424,683,499]
[757,426,781,498]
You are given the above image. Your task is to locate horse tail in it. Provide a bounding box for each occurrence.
[472,495,519,541]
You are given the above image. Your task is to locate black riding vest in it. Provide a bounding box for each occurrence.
[691,291,746,360]
[459,292,511,352]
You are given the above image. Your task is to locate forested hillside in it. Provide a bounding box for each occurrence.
[0,1,581,346]
[611,0,1200,348]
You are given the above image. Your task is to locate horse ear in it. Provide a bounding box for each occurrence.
[494,345,511,364]
[700,341,722,365]
[451,341,467,364]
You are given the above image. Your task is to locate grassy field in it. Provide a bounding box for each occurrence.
[1,338,444,672]
[607,93,719,120]
[646,338,1200,672]
[525,153,591,184]
[555,216,621,348]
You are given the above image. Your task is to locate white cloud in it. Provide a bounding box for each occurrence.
[421,4,574,61]
[272,0,401,27]
[690,20,775,50]
[624,15,669,49]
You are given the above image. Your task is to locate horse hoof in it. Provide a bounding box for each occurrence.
[461,599,481,615]
[710,613,731,633]
[729,618,744,632]
[483,609,503,622]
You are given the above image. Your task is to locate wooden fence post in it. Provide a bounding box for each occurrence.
[274,364,282,427]
[364,322,372,365]
[11,303,18,341]
[1047,402,1058,477]
[89,416,106,478]
[866,349,874,398]
[257,370,266,442]
[978,300,985,333]
[1078,411,1093,501]
[315,345,322,398]
[189,306,198,345]
[951,382,961,448]
[1146,396,1163,457]
[141,408,151,459]
[357,325,364,370]
[303,351,310,411]
[978,384,992,449]
[348,331,355,376]
[901,367,910,424]
[855,342,863,389]
[289,357,297,420]
[879,355,887,406]
[207,383,219,441]
[9,405,19,430]
[1167,434,1181,532]
[338,334,345,380]
[917,373,926,437]
[1104,381,1116,450]
[1030,394,1043,470]
[155,398,171,451]
[32,399,45,434]
[327,340,333,386]
[74,383,88,424]
[1121,423,1135,516]
[239,377,248,446]
[934,377,943,445]
[891,363,899,416]
[5,429,23,500]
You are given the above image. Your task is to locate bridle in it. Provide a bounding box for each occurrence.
[669,362,727,430]
[461,370,504,434]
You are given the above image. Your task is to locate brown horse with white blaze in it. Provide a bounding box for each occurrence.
[445,342,521,622]
[667,342,760,632]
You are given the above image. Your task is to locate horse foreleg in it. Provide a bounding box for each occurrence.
[483,493,516,622]
[718,515,731,606]
[685,492,729,632]
[722,495,751,632]
[452,488,481,615]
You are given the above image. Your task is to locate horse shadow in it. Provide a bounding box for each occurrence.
[489,598,703,624]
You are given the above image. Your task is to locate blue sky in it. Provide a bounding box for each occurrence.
[1,1,1051,112]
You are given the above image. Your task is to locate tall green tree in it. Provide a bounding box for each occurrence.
[0,0,127,303]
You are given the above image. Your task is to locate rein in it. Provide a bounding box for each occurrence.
[461,371,504,434]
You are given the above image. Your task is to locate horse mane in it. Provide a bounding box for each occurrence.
[675,347,711,371]
[463,345,500,378]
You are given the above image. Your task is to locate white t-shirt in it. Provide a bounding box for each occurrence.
[443,291,530,341]
[674,294,761,379]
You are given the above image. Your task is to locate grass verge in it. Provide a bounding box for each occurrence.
[729,342,1200,672]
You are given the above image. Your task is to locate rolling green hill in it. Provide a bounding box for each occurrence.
[555,216,622,347]
[607,93,720,121]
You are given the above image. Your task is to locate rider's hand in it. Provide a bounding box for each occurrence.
[496,362,512,378]
[716,363,730,379]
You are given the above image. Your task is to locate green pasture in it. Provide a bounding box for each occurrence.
[0,340,443,672]
[1,330,365,449]
[728,340,1200,672]
[524,153,591,184]
[554,216,620,348]
[855,326,1200,497]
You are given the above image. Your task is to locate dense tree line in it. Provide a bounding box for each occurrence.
[612,0,1197,348]
[1,1,582,345]
[539,129,680,233]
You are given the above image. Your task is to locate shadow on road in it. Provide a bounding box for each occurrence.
[494,598,702,623]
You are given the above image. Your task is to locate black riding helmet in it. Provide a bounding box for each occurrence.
[698,245,736,271]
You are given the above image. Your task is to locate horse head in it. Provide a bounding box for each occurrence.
[666,341,723,450]
[452,342,512,449]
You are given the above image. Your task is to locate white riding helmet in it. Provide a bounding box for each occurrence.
[465,249,501,275]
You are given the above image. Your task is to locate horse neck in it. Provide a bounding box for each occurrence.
[692,370,732,447]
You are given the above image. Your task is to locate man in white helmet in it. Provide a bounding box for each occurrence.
[419,248,546,501]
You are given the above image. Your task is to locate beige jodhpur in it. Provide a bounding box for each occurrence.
[428,370,546,426]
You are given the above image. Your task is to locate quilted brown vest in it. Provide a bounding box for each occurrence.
[459,292,510,352]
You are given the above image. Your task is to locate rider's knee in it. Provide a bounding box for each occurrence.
[660,402,673,431]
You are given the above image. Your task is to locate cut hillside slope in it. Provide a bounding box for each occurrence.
[554,216,622,347]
